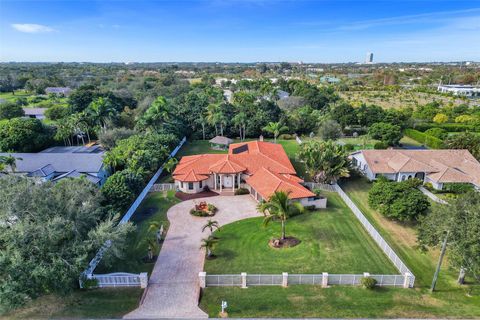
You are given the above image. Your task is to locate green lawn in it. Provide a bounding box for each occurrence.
[96,190,180,274]
[205,192,396,274]
[400,135,424,147]
[199,179,480,318]
[2,288,142,319]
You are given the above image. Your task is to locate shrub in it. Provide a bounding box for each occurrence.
[304,205,316,211]
[234,187,250,195]
[368,122,402,146]
[361,277,377,289]
[443,183,474,194]
[343,143,355,151]
[207,204,218,213]
[404,129,444,149]
[278,133,294,140]
[312,188,322,197]
[45,104,69,120]
[190,209,211,217]
[81,277,99,289]
[424,128,447,139]
[373,141,388,149]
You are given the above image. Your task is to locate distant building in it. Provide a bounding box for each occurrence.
[22,108,47,120]
[45,87,72,96]
[365,52,374,64]
[320,76,341,84]
[437,85,480,97]
[0,145,108,186]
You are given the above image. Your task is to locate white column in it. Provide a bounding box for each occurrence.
[232,174,235,191]
[139,272,148,289]
[282,272,288,287]
[199,272,206,288]
[214,173,217,190]
[403,272,412,288]
[322,272,328,288]
[237,174,241,187]
[220,174,223,192]
[241,272,247,288]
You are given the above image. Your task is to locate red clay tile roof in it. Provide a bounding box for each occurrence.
[357,149,480,186]
[173,140,313,199]
[246,167,315,200]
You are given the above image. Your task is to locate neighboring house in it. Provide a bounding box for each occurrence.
[0,145,107,186]
[320,76,341,84]
[173,140,326,208]
[277,90,290,100]
[209,136,233,150]
[437,85,480,97]
[45,87,72,96]
[23,108,47,120]
[351,149,480,190]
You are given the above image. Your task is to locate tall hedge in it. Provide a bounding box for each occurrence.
[404,129,445,149]
[414,122,478,133]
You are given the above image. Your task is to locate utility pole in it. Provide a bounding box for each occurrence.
[430,231,449,292]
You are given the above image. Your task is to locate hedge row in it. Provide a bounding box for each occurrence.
[413,123,478,133]
[404,129,445,149]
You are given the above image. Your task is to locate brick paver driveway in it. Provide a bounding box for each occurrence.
[124,195,261,319]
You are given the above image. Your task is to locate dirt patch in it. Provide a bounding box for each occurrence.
[268,237,301,249]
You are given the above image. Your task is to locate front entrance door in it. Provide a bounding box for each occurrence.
[223,175,233,188]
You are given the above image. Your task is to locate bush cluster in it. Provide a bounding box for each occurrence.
[361,277,377,289]
[234,187,250,195]
[404,129,444,149]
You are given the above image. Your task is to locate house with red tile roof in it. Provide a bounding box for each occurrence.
[172,140,326,208]
[351,149,480,190]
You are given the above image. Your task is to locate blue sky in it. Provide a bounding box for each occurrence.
[1,1,479,62]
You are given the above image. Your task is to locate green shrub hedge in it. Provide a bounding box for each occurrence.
[361,277,377,289]
[234,187,250,195]
[404,129,444,149]
[414,123,478,132]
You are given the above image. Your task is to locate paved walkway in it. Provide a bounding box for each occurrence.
[124,195,261,319]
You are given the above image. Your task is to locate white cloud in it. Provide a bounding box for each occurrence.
[11,23,55,33]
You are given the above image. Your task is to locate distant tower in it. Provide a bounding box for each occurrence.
[366,52,374,64]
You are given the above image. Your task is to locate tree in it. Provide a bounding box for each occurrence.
[98,127,135,150]
[163,157,178,173]
[0,176,134,310]
[257,191,304,241]
[202,219,219,234]
[101,170,144,211]
[444,132,480,160]
[368,178,430,221]
[45,105,69,121]
[368,122,403,146]
[330,102,356,128]
[263,121,288,143]
[0,118,53,152]
[298,140,350,183]
[0,155,22,172]
[68,84,99,113]
[0,102,24,120]
[86,97,117,133]
[433,113,449,124]
[318,119,342,140]
[232,112,247,141]
[200,236,218,258]
[418,191,480,287]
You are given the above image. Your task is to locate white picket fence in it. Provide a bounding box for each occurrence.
[303,182,337,192]
[333,183,415,287]
[92,272,146,288]
[203,273,409,288]
[80,137,187,288]
[149,183,176,192]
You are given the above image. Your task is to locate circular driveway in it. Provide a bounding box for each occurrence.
[124,195,261,319]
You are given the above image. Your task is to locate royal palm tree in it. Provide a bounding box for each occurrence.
[87,97,117,133]
[200,236,218,258]
[257,191,304,241]
[202,219,220,234]
[263,121,289,143]
[232,112,247,141]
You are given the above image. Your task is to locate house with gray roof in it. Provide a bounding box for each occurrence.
[45,87,72,96]
[23,108,47,120]
[0,146,108,186]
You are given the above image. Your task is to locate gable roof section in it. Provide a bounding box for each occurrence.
[209,155,246,174]
[359,149,480,186]
[209,136,233,145]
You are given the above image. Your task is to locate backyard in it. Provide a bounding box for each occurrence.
[204,192,397,274]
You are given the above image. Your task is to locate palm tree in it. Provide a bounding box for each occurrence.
[202,219,219,234]
[195,114,207,140]
[87,97,117,133]
[232,112,247,141]
[263,121,289,143]
[200,236,218,258]
[0,155,22,173]
[207,103,221,136]
[257,191,304,240]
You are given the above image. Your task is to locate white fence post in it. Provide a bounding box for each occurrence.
[139,272,148,288]
[241,272,247,288]
[199,272,206,288]
[322,272,328,288]
[282,272,288,287]
[403,272,411,288]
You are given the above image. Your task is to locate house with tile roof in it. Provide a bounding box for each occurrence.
[172,140,327,208]
[351,149,480,190]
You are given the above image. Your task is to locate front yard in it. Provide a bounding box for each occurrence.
[204,192,396,274]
